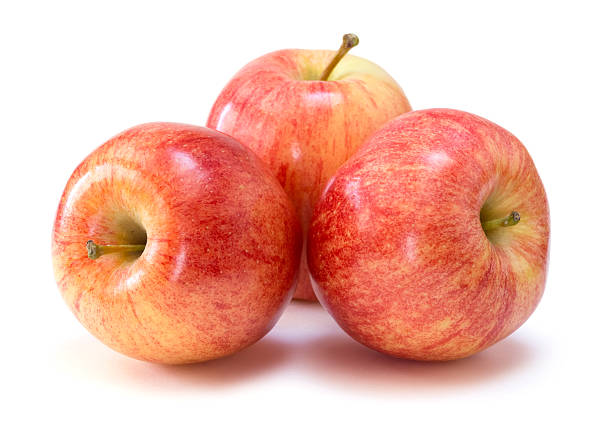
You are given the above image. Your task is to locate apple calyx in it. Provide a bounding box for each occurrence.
[481,211,521,232]
[319,33,360,81]
[86,240,146,260]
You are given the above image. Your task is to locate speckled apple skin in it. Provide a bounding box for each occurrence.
[207,49,411,301]
[308,109,550,360]
[52,123,301,364]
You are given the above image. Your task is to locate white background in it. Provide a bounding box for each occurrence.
[1,1,610,435]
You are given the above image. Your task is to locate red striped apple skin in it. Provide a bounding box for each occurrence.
[207,49,411,301]
[308,109,550,360]
[52,123,301,364]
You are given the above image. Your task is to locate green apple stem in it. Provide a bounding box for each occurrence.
[482,211,521,232]
[319,33,359,81]
[86,240,146,260]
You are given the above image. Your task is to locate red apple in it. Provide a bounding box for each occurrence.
[207,34,411,301]
[308,109,550,360]
[52,123,301,364]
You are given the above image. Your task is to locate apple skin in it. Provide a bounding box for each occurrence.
[308,109,550,360]
[207,49,411,301]
[52,123,301,364]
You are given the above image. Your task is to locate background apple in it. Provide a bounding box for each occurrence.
[207,34,412,301]
[52,122,302,364]
[308,109,550,360]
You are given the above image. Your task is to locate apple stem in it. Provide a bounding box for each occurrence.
[86,240,146,260]
[319,33,359,81]
[481,211,521,232]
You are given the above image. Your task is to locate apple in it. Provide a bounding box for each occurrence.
[207,34,411,301]
[308,109,550,360]
[52,123,301,364]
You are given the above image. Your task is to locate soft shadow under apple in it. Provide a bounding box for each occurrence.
[295,331,538,395]
[53,334,292,391]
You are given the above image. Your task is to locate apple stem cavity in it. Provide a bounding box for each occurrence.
[319,33,359,81]
[86,240,146,260]
[481,211,521,232]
